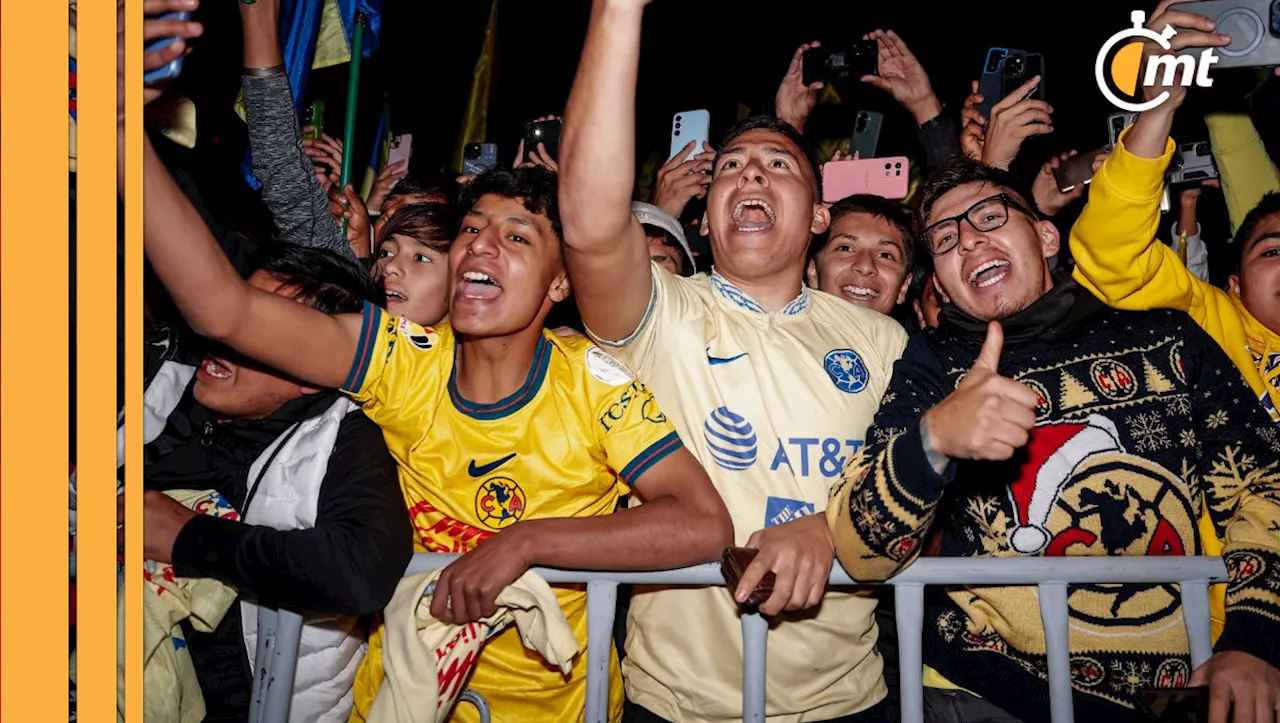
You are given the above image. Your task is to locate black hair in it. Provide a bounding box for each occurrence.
[913,156,1040,255]
[457,166,562,241]
[389,175,424,196]
[245,246,378,315]
[716,115,824,197]
[814,193,917,271]
[1233,192,1280,274]
[376,202,459,254]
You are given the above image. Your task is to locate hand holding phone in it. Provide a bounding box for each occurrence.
[979,76,1053,170]
[143,10,197,86]
[523,118,562,165]
[669,110,711,162]
[822,156,910,202]
[1051,146,1108,193]
[803,41,878,86]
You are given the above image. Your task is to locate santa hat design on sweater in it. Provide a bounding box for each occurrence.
[1007,414,1123,554]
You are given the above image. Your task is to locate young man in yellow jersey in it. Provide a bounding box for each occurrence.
[559,2,908,720]
[139,121,733,720]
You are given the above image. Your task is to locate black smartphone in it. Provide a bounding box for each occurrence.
[1001,51,1045,103]
[523,118,562,164]
[977,47,1023,118]
[1136,687,1211,723]
[802,41,878,86]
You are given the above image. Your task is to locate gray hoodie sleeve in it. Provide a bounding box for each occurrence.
[242,73,354,260]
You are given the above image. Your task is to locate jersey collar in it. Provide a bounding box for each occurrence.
[449,333,552,420]
[710,268,810,316]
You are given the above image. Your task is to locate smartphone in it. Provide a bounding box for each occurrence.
[850,110,884,159]
[142,11,192,85]
[802,41,878,86]
[977,47,1022,117]
[1053,146,1108,193]
[387,134,413,169]
[670,110,711,162]
[1167,141,1219,185]
[523,119,562,164]
[822,157,910,203]
[1001,51,1046,103]
[720,547,774,607]
[1136,687,1211,722]
[1108,111,1138,147]
[1171,0,1280,69]
[462,142,499,176]
[304,101,325,140]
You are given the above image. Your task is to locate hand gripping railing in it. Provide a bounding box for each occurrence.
[249,554,1226,723]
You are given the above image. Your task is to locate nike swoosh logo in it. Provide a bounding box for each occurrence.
[468,453,517,478]
[707,351,749,365]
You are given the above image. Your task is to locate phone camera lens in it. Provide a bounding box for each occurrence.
[884,162,891,169]
[676,116,683,123]
[464,145,479,160]
[895,162,902,168]
[674,129,681,137]
[1195,142,1210,156]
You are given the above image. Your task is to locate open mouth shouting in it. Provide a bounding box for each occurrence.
[966,259,1011,290]
[197,355,234,382]
[457,269,504,301]
[732,198,776,233]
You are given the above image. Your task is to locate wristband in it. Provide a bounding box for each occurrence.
[243,63,285,77]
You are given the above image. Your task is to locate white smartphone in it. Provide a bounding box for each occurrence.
[388,134,413,168]
[670,110,710,162]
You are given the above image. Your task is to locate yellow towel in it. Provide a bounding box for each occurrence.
[369,568,579,723]
[116,490,239,723]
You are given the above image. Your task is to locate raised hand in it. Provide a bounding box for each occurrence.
[921,322,1039,468]
[775,41,824,133]
[980,76,1053,170]
[959,80,987,161]
[859,29,941,124]
[651,141,714,219]
[1139,0,1231,110]
[366,159,409,213]
[1032,151,1087,217]
[328,183,371,258]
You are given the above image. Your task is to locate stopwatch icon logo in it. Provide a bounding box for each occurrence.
[1095,10,1217,113]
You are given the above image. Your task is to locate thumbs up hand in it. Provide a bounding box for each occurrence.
[921,322,1039,469]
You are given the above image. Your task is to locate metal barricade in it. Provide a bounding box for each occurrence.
[249,555,1226,723]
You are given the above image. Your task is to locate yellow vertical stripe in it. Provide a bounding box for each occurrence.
[1,0,71,721]
[77,0,118,719]
[126,0,146,720]
[451,0,499,173]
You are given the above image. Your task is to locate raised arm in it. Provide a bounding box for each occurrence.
[558,0,653,342]
[240,0,353,260]
[142,133,362,390]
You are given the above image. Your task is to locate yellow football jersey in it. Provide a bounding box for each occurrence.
[591,265,908,723]
[343,302,683,723]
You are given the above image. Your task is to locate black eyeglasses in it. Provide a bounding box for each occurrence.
[921,193,1038,257]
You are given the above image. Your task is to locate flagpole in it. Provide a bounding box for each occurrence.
[340,12,367,234]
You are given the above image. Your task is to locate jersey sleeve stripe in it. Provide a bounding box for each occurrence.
[619,430,684,484]
[342,301,381,394]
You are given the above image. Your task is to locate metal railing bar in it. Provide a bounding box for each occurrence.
[1037,582,1074,723]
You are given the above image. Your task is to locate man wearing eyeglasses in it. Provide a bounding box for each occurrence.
[825,152,1280,722]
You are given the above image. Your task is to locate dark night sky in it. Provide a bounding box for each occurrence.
[170,0,1277,237]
